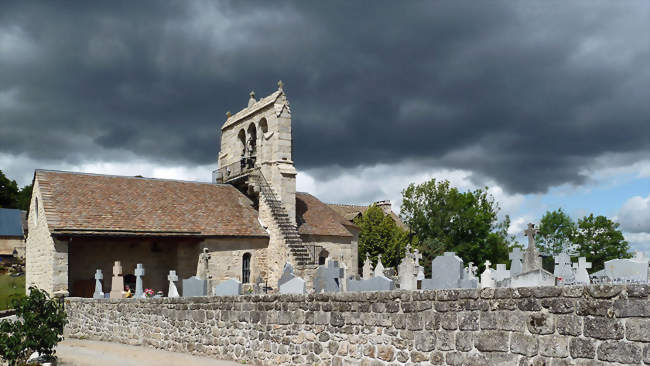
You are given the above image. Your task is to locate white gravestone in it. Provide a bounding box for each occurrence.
[493,264,511,284]
[134,263,145,298]
[573,257,591,284]
[554,253,575,285]
[109,261,124,299]
[604,253,648,283]
[167,270,180,298]
[480,261,496,288]
[509,247,523,277]
[93,269,104,299]
[348,275,395,292]
[459,262,479,289]
[362,253,373,280]
[213,278,242,296]
[374,255,386,278]
[398,245,420,290]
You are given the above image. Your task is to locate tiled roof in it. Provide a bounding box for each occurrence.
[327,203,408,230]
[296,193,357,237]
[0,208,24,237]
[35,170,268,238]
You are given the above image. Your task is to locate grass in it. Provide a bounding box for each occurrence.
[0,273,25,310]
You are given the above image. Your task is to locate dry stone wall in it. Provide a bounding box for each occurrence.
[65,284,650,366]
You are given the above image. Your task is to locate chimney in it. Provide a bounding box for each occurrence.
[374,200,392,215]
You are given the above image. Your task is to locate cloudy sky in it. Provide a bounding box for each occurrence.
[1,1,648,253]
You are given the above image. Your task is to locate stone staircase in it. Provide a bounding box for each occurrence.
[250,170,315,267]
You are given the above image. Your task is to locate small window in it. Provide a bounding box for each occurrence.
[34,197,38,225]
[242,253,251,283]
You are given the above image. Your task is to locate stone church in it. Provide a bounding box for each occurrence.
[25,82,401,297]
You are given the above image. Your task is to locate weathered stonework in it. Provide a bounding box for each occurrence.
[65,284,650,365]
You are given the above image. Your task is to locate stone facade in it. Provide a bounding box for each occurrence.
[65,284,650,365]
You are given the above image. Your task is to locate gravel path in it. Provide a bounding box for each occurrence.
[56,339,241,366]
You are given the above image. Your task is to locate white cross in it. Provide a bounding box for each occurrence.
[167,270,178,282]
[135,263,145,277]
[494,264,511,282]
[573,257,592,271]
[524,223,539,247]
[509,247,523,262]
[112,261,122,276]
[484,260,492,270]
[95,269,103,281]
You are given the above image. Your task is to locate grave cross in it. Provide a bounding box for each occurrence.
[374,254,386,277]
[480,260,495,288]
[93,269,104,299]
[573,257,592,284]
[509,248,523,276]
[524,223,539,248]
[362,253,373,280]
[113,261,122,276]
[167,270,179,298]
[493,264,511,282]
[134,263,145,298]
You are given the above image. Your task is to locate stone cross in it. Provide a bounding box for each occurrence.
[134,263,145,298]
[313,260,345,293]
[374,254,386,277]
[197,248,211,280]
[167,270,179,298]
[509,247,523,276]
[573,257,592,284]
[362,253,373,280]
[522,223,543,272]
[524,223,539,248]
[493,264,511,283]
[398,247,418,290]
[93,269,104,299]
[109,261,124,299]
[554,252,574,285]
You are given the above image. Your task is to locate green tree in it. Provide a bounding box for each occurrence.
[400,179,515,275]
[355,205,411,270]
[538,208,577,270]
[0,170,31,211]
[574,214,631,272]
[0,287,67,366]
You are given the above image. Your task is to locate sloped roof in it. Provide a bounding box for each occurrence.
[327,203,408,230]
[0,208,24,237]
[35,170,268,238]
[296,193,357,237]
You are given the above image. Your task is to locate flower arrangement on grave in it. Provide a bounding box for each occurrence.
[144,288,155,298]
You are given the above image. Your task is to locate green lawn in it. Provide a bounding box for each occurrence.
[0,273,25,310]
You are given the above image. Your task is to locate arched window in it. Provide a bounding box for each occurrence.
[242,253,251,283]
[259,118,268,162]
[318,249,329,266]
[237,129,246,158]
[247,123,257,163]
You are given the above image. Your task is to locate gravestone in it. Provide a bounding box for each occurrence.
[362,253,373,280]
[398,245,420,290]
[374,255,386,278]
[197,248,211,280]
[93,269,104,299]
[278,263,306,294]
[459,262,479,288]
[509,247,523,277]
[167,270,179,298]
[182,276,208,297]
[347,275,395,292]
[313,260,344,293]
[213,278,242,296]
[493,263,511,283]
[422,252,464,289]
[134,263,145,298]
[604,253,648,283]
[480,260,496,288]
[554,253,575,285]
[109,261,124,299]
[573,257,591,284]
[522,223,543,272]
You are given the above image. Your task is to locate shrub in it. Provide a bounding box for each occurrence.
[0,286,67,366]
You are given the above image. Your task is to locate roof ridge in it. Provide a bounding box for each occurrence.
[36,169,223,186]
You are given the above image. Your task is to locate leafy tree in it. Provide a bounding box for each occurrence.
[400,179,515,276]
[574,214,631,272]
[538,208,577,270]
[0,170,32,211]
[355,205,411,270]
[0,287,67,366]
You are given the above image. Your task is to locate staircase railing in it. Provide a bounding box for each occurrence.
[250,169,317,266]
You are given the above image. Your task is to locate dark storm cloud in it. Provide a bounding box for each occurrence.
[0,1,648,193]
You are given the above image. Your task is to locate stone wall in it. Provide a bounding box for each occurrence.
[65,284,649,365]
[25,179,58,294]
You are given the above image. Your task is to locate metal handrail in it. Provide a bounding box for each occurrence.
[213,156,257,183]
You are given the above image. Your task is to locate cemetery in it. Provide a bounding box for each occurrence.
[61,222,650,365]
